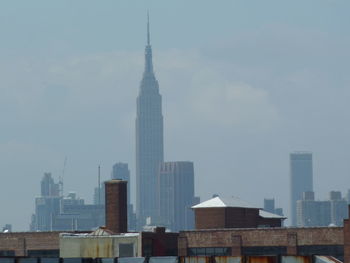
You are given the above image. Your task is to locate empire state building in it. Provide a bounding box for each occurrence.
[136,15,164,227]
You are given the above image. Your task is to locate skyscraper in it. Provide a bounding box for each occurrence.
[158,161,196,231]
[296,190,348,227]
[31,174,104,231]
[264,198,275,213]
[136,15,164,228]
[290,152,313,226]
[41,172,59,197]
[111,163,131,205]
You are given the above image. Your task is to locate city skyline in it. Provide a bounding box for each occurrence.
[0,1,349,230]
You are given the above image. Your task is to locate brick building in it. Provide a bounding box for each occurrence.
[192,196,286,229]
[177,204,350,262]
[0,231,61,257]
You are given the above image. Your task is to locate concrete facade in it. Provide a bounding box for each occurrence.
[60,233,141,258]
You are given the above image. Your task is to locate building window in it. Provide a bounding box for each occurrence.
[0,250,15,257]
[188,247,231,256]
[0,258,15,263]
[119,243,134,258]
[27,250,59,257]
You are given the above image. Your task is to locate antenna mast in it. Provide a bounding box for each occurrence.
[98,165,101,205]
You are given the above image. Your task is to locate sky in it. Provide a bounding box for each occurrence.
[0,0,349,230]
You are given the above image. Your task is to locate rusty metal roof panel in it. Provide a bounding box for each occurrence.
[214,256,242,263]
[247,256,278,263]
[180,256,211,263]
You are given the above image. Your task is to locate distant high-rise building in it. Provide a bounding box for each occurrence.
[33,173,61,231]
[112,163,130,205]
[93,183,105,206]
[263,198,284,219]
[264,198,275,213]
[31,174,104,231]
[111,162,136,230]
[296,190,348,227]
[41,172,59,197]
[158,161,196,231]
[329,191,348,226]
[136,15,164,228]
[296,191,330,227]
[290,152,313,226]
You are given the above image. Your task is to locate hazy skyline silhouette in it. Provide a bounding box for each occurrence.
[0,1,349,230]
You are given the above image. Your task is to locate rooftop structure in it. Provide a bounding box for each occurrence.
[192,196,285,230]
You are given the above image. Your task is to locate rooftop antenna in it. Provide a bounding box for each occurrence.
[147,10,150,46]
[98,165,101,205]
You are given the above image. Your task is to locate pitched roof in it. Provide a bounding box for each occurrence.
[192,196,286,219]
[192,196,259,209]
[259,210,286,219]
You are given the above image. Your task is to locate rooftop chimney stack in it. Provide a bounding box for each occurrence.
[105,179,128,233]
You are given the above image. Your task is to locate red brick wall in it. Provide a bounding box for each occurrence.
[142,227,179,256]
[179,227,344,256]
[105,180,128,234]
[195,207,281,229]
[195,208,226,229]
[0,232,60,256]
[225,208,260,228]
[344,205,350,263]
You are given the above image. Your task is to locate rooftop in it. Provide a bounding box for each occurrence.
[192,196,286,219]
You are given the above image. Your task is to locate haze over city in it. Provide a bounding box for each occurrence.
[0,0,349,230]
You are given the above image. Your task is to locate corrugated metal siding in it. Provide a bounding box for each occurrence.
[246,256,278,263]
[180,256,212,263]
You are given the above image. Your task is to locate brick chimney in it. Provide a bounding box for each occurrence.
[344,205,350,263]
[105,179,128,233]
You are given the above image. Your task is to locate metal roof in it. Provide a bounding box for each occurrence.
[192,196,286,219]
[192,196,259,209]
[259,210,286,219]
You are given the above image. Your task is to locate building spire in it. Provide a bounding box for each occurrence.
[144,11,154,74]
[147,11,150,46]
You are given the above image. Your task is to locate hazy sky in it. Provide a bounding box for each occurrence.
[0,0,349,230]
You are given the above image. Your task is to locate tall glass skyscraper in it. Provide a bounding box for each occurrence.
[158,162,196,232]
[290,152,313,226]
[135,15,164,228]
